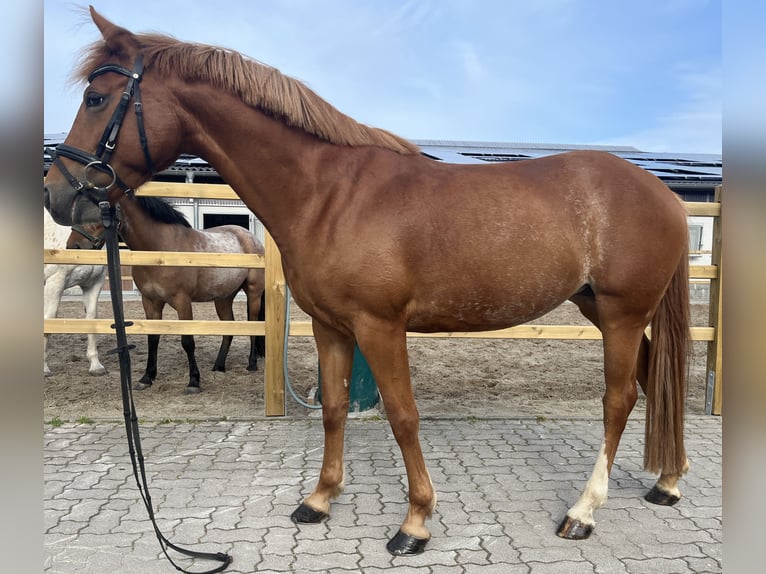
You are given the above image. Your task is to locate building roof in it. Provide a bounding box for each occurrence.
[44,133,721,193]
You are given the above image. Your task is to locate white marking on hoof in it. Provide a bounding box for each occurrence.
[337,467,346,493]
[429,470,437,516]
[655,456,690,499]
[567,441,609,527]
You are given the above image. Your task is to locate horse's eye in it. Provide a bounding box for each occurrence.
[85,93,105,108]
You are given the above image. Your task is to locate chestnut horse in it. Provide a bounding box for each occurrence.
[44,8,690,555]
[44,207,107,377]
[88,194,266,394]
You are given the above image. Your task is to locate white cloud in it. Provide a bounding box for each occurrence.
[454,41,488,85]
[372,0,435,39]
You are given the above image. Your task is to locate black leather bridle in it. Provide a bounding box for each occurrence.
[51,55,232,574]
[48,54,155,214]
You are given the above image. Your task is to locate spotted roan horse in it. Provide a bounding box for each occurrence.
[44,8,690,555]
[84,194,266,394]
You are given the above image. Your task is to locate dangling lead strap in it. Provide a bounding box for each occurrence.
[100,202,232,573]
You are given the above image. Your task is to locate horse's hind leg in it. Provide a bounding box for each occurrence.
[212,297,235,372]
[570,293,688,511]
[291,319,353,524]
[245,275,266,371]
[246,340,259,371]
[43,274,65,377]
[558,294,644,539]
[44,334,52,377]
[247,289,267,370]
[212,335,234,371]
[257,289,265,357]
[81,277,107,376]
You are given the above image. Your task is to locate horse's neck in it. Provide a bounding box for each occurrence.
[116,198,162,250]
[117,197,187,251]
[44,208,71,249]
[179,88,335,244]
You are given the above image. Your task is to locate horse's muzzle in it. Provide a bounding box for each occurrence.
[44,184,103,226]
[44,185,71,226]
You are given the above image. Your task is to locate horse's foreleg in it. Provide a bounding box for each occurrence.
[355,319,435,556]
[169,298,201,393]
[81,278,107,376]
[291,319,354,525]
[212,298,235,372]
[136,334,160,390]
[558,309,643,539]
[136,298,163,390]
[181,335,201,393]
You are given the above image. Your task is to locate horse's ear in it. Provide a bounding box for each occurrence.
[89,6,140,55]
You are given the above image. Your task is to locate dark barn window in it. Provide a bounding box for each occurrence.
[202,213,250,230]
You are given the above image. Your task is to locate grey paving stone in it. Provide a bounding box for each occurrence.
[44,416,721,573]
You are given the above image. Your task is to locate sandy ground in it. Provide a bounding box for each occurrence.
[44,297,711,421]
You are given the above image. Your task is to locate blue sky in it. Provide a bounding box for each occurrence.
[43,0,721,154]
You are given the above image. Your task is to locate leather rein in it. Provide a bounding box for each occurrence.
[50,54,232,574]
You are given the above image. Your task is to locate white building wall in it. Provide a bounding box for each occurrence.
[688,215,714,302]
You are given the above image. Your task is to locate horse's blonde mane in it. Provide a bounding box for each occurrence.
[76,33,420,155]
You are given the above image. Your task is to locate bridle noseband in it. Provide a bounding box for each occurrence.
[70,224,107,250]
[48,53,155,213]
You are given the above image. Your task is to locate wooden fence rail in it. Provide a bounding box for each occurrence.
[44,181,723,416]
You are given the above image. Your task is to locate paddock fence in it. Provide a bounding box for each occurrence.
[44,182,723,416]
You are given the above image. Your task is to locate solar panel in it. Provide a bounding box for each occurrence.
[43,134,722,200]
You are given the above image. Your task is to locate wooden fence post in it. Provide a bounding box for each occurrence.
[264,230,286,416]
[705,185,723,415]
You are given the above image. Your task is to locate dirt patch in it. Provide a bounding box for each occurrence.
[44,298,711,421]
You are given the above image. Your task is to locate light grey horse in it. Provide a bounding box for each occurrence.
[44,208,107,376]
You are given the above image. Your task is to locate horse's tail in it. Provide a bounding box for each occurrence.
[643,241,690,476]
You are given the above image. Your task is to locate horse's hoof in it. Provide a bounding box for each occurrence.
[246,364,258,372]
[133,381,152,391]
[211,365,225,372]
[44,371,53,378]
[386,530,430,556]
[290,503,328,524]
[184,386,202,395]
[556,516,593,540]
[645,485,680,506]
[89,368,107,377]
